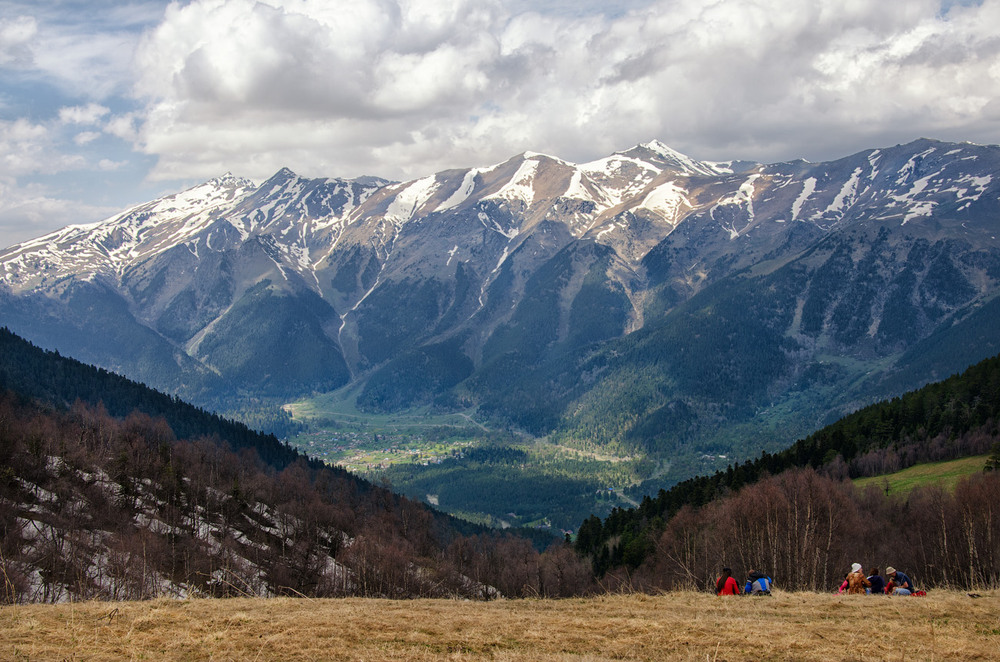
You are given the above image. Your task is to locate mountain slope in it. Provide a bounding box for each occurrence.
[2,138,999,489]
[567,351,1000,596]
[2,327,572,602]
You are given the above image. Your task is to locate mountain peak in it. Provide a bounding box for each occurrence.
[208,172,256,189]
[622,140,732,177]
[521,150,566,164]
[257,167,300,186]
[638,139,684,158]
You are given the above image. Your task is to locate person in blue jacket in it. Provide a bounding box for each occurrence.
[744,569,772,595]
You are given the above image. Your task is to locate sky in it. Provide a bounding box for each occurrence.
[1,0,998,248]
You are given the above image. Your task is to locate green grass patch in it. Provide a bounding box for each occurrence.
[283,386,491,470]
[284,384,485,430]
[853,455,989,497]
[283,388,648,530]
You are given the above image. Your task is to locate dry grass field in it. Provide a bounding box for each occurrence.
[3,590,998,661]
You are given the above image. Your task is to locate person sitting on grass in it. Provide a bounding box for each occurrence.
[885,567,913,595]
[867,568,886,595]
[847,563,871,594]
[715,567,741,595]
[743,570,772,595]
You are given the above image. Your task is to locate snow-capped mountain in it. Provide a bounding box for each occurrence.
[2,138,999,469]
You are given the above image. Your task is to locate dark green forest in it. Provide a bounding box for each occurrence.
[0,326,308,471]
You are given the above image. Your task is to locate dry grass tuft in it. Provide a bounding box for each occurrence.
[3,590,998,661]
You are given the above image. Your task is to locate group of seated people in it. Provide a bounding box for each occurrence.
[841,564,915,595]
[714,565,915,595]
[715,567,772,595]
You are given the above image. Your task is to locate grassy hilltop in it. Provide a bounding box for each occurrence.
[4,591,998,661]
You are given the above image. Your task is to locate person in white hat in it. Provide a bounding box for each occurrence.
[846,562,870,594]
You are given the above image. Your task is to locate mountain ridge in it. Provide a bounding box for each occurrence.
[2,136,999,494]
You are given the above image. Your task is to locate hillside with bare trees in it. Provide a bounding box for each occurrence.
[576,353,1000,591]
[0,328,590,603]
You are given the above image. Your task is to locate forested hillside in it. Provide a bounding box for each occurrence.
[5,324,1000,601]
[574,353,1000,589]
[0,326,302,469]
[0,328,585,603]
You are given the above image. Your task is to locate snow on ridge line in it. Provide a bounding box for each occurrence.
[521,150,567,164]
[638,139,731,176]
[1,176,258,277]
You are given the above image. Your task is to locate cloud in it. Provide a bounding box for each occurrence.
[0,118,74,176]
[0,177,118,248]
[2,0,999,251]
[104,113,141,142]
[97,158,127,171]
[0,2,159,98]
[73,131,101,146]
[125,0,1000,183]
[0,15,37,66]
[59,103,111,125]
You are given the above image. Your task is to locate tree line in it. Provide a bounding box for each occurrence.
[0,326,305,470]
[0,389,595,603]
[575,352,1000,583]
[5,321,1000,601]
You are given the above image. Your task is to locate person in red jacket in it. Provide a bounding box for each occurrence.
[715,567,741,595]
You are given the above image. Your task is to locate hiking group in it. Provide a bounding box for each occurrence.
[714,565,919,595]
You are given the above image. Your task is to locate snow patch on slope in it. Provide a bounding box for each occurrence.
[384,176,440,225]
[639,181,691,222]
[437,170,479,211]
[714,174,761,239]
[791,178,817,221]
[485,159,540,207]
[826,167,863,216]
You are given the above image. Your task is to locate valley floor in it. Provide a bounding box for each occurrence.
[3,590,997,661]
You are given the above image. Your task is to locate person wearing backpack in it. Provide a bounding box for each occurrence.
[744,570,772,595]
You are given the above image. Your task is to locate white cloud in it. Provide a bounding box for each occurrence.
[124,0,1000,183]
[0,118,65,176]
[59,103,111,125]
[0,3,153,98]
[0,177,117,248]
[104,113,141,142]
[0,14,37,66]
[97,158,127,171]
[73,131,101,145]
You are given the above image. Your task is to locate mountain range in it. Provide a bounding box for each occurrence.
[2,137,999,490]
